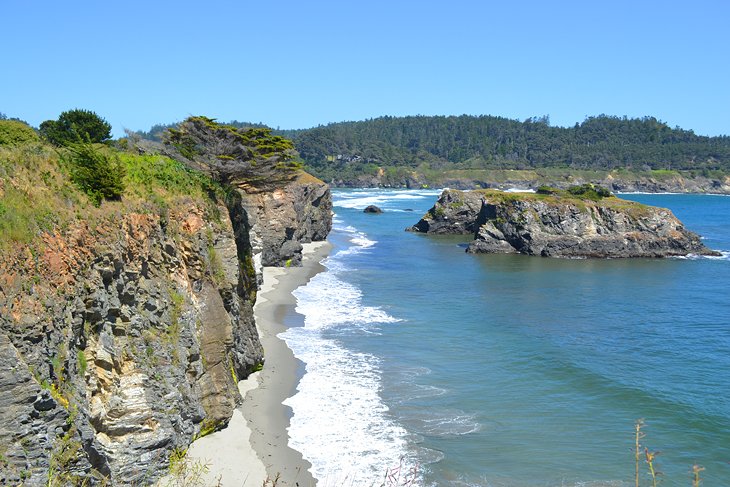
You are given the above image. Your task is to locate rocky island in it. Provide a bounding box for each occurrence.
[409,186,719,258]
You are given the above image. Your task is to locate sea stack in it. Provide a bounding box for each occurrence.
[410,187,720,258]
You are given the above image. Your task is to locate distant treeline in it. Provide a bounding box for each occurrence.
[134,115,730,182]
[281,115,730,181]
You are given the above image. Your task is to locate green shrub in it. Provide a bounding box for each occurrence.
[65,143,126,206]
[76,350,87,376]
[0,120,39,146]
[536,185,559,195]
[567,183,612,200]
[40,109,112,146]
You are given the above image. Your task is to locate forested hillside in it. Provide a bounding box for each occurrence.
[283,115,730,183]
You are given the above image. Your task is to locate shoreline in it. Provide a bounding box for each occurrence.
[245,241,332,486]
[182,241,332,487]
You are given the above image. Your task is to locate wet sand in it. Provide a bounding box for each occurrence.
[183,242,331,487]
[245,242,332,486]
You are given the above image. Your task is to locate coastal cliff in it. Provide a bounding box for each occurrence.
[410,188,718,258]
[0,134,331,484]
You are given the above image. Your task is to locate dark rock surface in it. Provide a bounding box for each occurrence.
[408,189,484,234]
[411,189,719,258]
[363,205,383,213]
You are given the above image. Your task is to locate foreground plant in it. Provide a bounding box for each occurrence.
[380,457,419,487]
[644,447,661,487]
[691,464,704,487]
[635,419,645,487]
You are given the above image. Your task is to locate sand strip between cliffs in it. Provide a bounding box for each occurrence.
[182,241,331,487]
[245,241,332,486]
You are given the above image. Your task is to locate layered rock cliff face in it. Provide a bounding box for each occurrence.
[410,189,718,258]
[0,175,330,485]
[237,172,332,269]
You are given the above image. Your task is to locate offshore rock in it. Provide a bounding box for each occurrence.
[411,189,719,258]
[363,205,383,213]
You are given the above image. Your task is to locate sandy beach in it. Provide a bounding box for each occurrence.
[183,375,268,486]
[183,241,331,487]
[245,242,332,486]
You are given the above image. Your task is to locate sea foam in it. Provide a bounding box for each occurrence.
[334,189,442,211]
[281,222,415,484]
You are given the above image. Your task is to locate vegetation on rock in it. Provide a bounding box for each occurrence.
[0,128,223,249]
[537,183,613,201]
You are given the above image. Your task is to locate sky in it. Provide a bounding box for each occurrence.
[2,0,729,137]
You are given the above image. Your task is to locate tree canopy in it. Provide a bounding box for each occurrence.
[281,115,730,182]
[163,116,300,188]
[39,109,112,146]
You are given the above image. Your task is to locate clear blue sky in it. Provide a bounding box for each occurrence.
[2,0,729,137]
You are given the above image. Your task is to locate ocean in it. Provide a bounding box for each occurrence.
[281,189,730,487]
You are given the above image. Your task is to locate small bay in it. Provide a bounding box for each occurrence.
[285,189,730,486]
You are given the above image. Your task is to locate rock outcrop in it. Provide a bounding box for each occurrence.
[408,189,484,235]
[0,175,331,485]
[237,172,332,269]
[410,189,719,258]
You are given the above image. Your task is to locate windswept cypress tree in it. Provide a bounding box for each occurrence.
[163,116,301,189]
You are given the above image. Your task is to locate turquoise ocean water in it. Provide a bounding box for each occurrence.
[281,190,730,487]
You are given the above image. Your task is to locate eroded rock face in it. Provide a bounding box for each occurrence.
[408,189,485,234]
[411,189,719,258]
[237,172,332,268]
[0,201,263,485]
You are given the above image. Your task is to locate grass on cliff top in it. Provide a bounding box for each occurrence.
[0,142,224,249]
[471,187,653,217]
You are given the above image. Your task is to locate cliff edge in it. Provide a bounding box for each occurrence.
[0,122,331,485]
[410,188,718,258]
